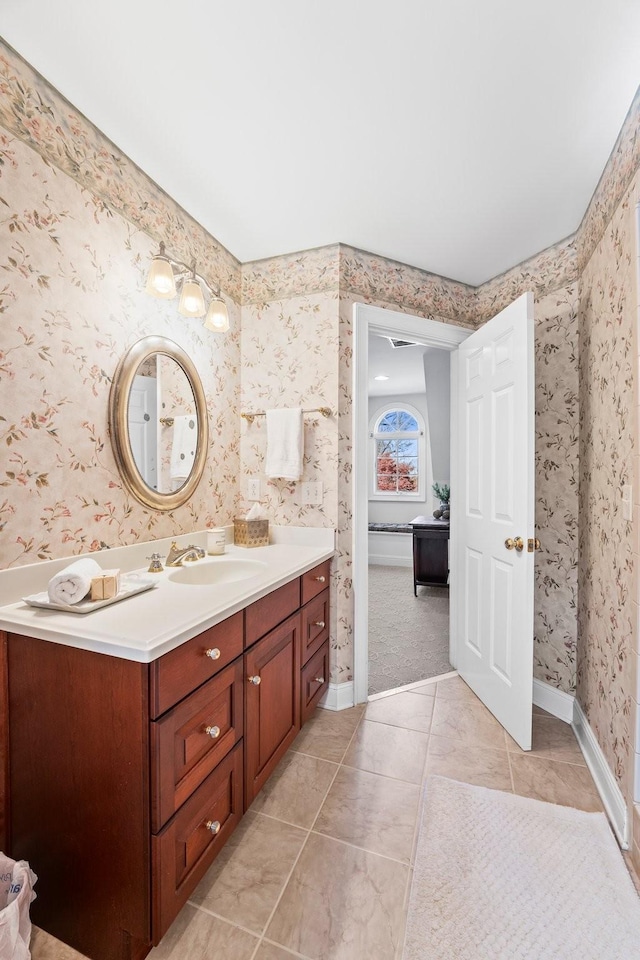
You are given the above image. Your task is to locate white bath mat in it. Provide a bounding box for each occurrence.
[403,775,640,960]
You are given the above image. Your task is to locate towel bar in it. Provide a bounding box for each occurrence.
[241,406,332,425]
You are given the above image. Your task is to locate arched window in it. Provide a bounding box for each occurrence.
[370,404,425,499]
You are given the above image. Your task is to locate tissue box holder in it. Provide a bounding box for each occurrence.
[234,518,269,548]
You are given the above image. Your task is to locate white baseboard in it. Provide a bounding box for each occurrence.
[572,699,628,848]
[532,678,575,723]
[368,555,413,567]
[320,681,354,711]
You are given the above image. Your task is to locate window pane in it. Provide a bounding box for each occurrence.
[398,475,418,492]
[397,411,418,431]
[377,474,398,491]
[397,456,418,476]
[396,438,418,457]
[377,411,399,432]
[376,439,396,458]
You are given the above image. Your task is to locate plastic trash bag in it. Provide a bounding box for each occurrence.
[0,853,37,960]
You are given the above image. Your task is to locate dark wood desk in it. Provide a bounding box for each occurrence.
[410,516,450,594]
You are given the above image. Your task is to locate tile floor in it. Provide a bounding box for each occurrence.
[31,675,608,960]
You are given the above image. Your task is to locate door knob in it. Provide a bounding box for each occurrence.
[504,537,524,552]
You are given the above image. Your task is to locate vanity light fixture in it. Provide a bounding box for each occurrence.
[178,269,206,318]
[145,244,176,299]
[204,293,230,332]
[146,242,230,332]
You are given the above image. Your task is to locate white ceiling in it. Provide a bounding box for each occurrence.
[368,334,431,396]
[3,1,640,285]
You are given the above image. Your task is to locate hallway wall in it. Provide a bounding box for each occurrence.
[577,168,639,799]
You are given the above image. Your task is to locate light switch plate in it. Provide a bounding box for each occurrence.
[247,477,261,501]
[301,481,323,505]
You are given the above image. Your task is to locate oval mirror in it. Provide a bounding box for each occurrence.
[109,336,209,511]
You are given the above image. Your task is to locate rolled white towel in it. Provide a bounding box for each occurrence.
[47,557,103,605]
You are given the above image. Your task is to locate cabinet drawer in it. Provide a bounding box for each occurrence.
[301,589,329,665]
[152,743,243,943]
[301,560,331,605]
[301,641,329,723]
[245,578,300,648]
[150,612,244,718]
[151,660,244,832]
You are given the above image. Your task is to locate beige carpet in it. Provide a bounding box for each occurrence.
[403,776,640,960]
[368,564,450,694]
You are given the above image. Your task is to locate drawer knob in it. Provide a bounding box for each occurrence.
[205,725,221,739]
[248,675,261,685]
[314,575,326,583]
[205,820,221,835]
[314,676,325,684]
[312,620,325,629]
[205,648,221,660]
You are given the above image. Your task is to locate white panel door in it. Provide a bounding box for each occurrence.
[454,292,535,750]
[129,375,158,490]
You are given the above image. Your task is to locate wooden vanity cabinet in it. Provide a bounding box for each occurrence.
[4,559,332,960]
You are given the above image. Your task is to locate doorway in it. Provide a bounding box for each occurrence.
[353,303,470,704]
[367,335,452,694]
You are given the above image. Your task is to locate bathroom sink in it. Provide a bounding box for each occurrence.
[168,557,268,586]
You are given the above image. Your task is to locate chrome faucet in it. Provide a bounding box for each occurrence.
[165,541,206,567]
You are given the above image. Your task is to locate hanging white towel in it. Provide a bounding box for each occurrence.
[47,557,102,605]
[170,415,197,489]
[265,407,304,481]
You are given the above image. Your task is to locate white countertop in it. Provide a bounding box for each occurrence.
[0,527,334,662]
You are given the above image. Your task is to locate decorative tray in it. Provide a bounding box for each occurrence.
[22,574,158,614]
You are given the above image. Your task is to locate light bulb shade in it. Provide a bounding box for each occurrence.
[179,278,206,317]
[204,296,230,332]
[146,256,176,299]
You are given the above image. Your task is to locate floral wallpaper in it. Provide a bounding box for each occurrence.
[475,236,578,324]
[533,285,579,693]
[339,246,475,325]
[242,246,340,305]
[577,172,638,793]
[0,129,242,567]
[240,291,340,676]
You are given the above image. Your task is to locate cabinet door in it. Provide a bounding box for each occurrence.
[244,612,301,807]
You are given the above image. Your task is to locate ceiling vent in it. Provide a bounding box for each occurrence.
[386,337,419,349]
